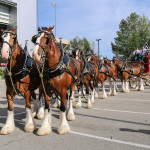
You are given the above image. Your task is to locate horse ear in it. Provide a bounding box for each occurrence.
[13,28,17,33]
[49,26,54,30]
[38,27,41,31]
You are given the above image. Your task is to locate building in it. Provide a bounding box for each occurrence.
[0,0,37,54]
[0,0,70,55]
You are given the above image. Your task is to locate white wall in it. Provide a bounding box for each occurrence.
[12,0,37,55]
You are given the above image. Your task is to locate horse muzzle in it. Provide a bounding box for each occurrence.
[1,49,9,60]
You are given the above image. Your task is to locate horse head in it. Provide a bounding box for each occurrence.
[1,28,17,60]
[113,57,124,69]
[71,46,83,60]
[32,26,54,63]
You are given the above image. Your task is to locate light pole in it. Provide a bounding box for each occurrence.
[38,0,39,28]
[51,2,56,37]
[96,38,101,59]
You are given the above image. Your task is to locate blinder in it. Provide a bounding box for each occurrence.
[31,35,37,44]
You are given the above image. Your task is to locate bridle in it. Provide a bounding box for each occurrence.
[1,30,17,58]
[33,30,52,52]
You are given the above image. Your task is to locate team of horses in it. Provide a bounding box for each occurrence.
[0,27,145,136]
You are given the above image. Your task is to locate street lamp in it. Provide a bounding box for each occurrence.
[96,38,101,59]
[51,2,56,37]
[38,0,39,28]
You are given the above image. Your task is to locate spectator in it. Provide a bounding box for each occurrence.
[133,47,140,55]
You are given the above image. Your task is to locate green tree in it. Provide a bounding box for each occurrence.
[111,12,150,58]
[70,36,93,56]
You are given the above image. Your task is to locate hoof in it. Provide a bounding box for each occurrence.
[139,87,144,91]
[57,125,70,135]
[25,123,36,133]
[91,100,95,104]
[37,127,51,136]
[107,92,112,96]
[102,94,107,99]
[75,102,82,109]
[37,107,44,120]
[67,113,75,121]
[87,105,92,109]
[94,93,99,99]
[111,92,117,96]
[0,125,15,135]
[32,112,37,118]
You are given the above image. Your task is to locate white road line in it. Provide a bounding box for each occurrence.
[71,131,150,149]
[93,108,150,115]
[108,98,150,102]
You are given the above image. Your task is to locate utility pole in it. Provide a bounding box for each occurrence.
[96,38,101,59]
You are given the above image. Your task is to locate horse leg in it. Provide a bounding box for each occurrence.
[36,90,44,120]
[112,80,117,96]
[86,82,92,109]
[70,84,76,102]
[76,84,82,109]
[25,91,36,132]
[1,91,15,135]
[123,78,129,93]
[90,80,95,104]
[108,78,113,96]
[122,79,126,92]
[58,89,70,134]
[31,91,39,118]
[37,95,52,136]
[139,78,144,91]
[101,80,107,99]
[53,98,61,108]
[67,93,75,121]
[115,82,120,92]
[94,81,99,99]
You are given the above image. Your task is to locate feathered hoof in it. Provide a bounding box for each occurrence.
[75,102,82,109]
[87,105,92,109]
[57,124,70,135]
[111,92,117,96]
[138,87,144,91]
[32,112,37,118]
[37,107,45,120]
[37,126,51,136]
[91,100,95,104]
[94,93,99,99]
[107,92,112,96]
[25,123,36,133]
[67,113,76,121]
[102,94,107,99]
[0,125,15,135]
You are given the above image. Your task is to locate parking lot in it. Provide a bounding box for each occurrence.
[0,80,150,150]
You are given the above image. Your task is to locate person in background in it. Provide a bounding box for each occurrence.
[140,46,148,61]
[132,47,140,61]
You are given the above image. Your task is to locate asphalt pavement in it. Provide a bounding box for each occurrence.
[0,80,150,150]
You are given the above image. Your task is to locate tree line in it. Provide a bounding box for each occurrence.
[111,12,150,59]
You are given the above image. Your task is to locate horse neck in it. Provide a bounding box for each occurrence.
[8,42,25,72]
[80,56,85,71]
[45,36,61,68]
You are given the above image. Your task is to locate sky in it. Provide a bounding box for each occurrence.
[39,0,150,59]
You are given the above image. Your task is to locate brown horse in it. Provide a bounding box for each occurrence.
[71,48,99,109]
[88,55,118,99]
[113,57,144,92]
[0,28,42,135]
[32,26,80,135]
